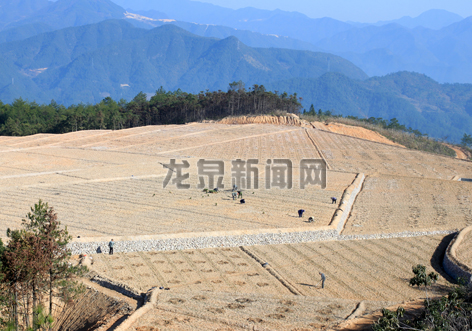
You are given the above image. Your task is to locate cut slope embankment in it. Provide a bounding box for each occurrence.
[218,114,311,127]
[218,115,402,147]
[311,121,403,147]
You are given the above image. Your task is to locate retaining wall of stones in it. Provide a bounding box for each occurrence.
[330,173,365,233]
[66,172,364,256]
[443,226,472,283]
[88,271,144,300]
[68,228,339,255]
[114,287,159,331]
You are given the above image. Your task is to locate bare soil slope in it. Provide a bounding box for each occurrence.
[90,234,449,330]
[2,121,471,330]
[344,174,472,235]
[312,121,403,147]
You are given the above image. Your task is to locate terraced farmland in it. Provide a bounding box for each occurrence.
[91,234,449,330]
[309,130,472,179]
[2,119,472,330]
[344,174,472,235]
[0,124,356,238]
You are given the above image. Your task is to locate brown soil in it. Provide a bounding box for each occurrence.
[2,122,470,330]
[219,114,309,127]
[91,235,448,330]
[308,129,472,179]
[343,174,472,235]
[312,121,403,147]
[444,144,470,160]
[333,300,425,331]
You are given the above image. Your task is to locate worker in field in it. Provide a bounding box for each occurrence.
[240,199,245,204]
[109,239,114,255]
[232,191,237,200]
[319,272,326,289]
[298,209,305,217]
[331,197,337,204]
[308,216,314,223]
[237,191,242,198]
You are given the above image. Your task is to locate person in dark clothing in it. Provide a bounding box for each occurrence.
[237,191,242,198]
[240,199,245,204]
[109,239,114,255]
[319,272,326,288]
[298,209,305,217]
[331,197,337,204]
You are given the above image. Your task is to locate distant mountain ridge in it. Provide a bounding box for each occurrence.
[0,0,50,30]
[1,0,126,31]
[268,71,472,142]
[350,9,463,30]
[0,20,366,105]
[316,16,472,83]
[1,0,472,142]
[108,0,472,84]
[111,0,354,44]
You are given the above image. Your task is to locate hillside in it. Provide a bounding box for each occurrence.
[316,17,472,84]
[1,0,127,31]
[354,9,464,30]
[0,0,49,30]
[268,72,472,142]
[112,0,353,44]
[0,20,367,105]
[109,0,472,84]
[1,121,471,329]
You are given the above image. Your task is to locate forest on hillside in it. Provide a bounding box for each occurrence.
[0,83,301,136]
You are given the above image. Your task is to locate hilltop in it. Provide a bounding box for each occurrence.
[1,118,471,329]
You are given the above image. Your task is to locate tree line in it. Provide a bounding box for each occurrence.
[0,201,84,331]
[0,82,302,136]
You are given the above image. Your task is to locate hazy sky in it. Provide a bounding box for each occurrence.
[196,0,472,22]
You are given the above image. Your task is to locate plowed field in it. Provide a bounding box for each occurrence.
[344,174,472,235]
[91,234,449,330]
[309,130,472,179]
[2,121,471,330]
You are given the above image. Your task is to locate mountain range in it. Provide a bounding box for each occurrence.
[2,0,472,83]
[0,19,366,105]
[268,72,472,142]
[0,0,472,142]
[110,0,472,84]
